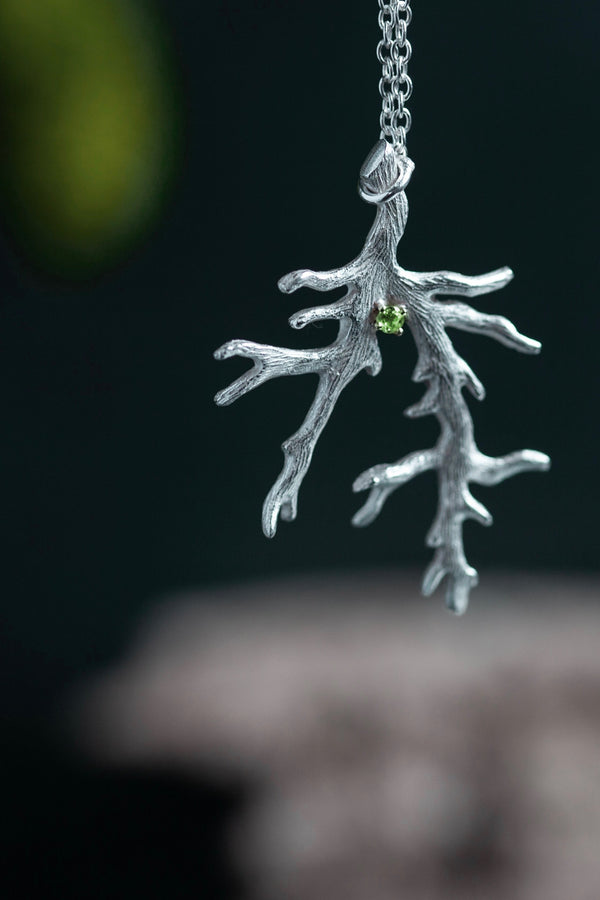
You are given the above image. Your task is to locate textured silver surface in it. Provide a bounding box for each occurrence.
[215,141,550,613]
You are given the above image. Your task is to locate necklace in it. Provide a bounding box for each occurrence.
[215,1,550,615]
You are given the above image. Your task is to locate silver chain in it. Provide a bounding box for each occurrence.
[378,0,412,153]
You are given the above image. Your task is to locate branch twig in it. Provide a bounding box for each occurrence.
[215,140,549,611]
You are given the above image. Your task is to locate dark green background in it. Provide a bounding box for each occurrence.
[0,1,598,894]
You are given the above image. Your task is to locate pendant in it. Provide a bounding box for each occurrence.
[215,140,550,614]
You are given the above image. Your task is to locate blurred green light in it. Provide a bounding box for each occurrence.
[0,0,180,279]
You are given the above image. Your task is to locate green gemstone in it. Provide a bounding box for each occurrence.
[375,305,406,335]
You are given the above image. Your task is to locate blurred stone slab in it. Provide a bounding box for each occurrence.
[79,570,600,900]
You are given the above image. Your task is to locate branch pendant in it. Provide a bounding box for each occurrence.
[215,141,550,614]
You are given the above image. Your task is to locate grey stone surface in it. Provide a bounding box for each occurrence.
[80,571,600,900]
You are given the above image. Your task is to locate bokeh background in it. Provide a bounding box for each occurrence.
[1,0,598,897]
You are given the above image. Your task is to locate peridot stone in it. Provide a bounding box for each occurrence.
[375,305,406,335]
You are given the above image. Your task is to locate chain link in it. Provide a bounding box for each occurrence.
[378,0,412,153]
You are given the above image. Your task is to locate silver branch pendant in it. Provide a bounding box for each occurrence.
[215,141,550,614]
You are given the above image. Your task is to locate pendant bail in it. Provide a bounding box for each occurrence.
[358,139,414,204]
